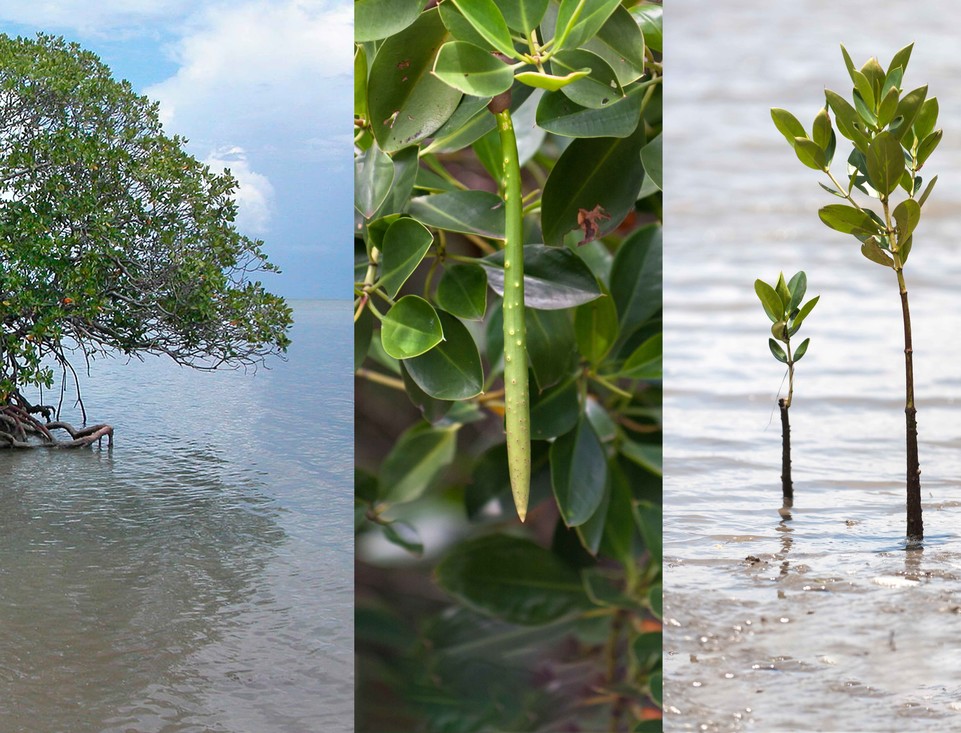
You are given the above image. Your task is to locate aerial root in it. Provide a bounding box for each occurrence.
[0,403,113,449]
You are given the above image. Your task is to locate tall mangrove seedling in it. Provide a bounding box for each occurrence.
[771,43,940,542]
[755,272,818,504]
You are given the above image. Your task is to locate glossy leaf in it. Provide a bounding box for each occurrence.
[633,4,662,53]
[787,271,807,312]
[424,82,535,154]
[610,225,662,342]
[515,68,590,91]
[619,333,661,380]
[493,0,548,34]
[380,423,458,503]
[554,0,622,51]
[451,0,516,58]
[435,263,488,320]
[851,68,875,112]
[892,86,927,139]
[551,417,608,527]
[536,83,644,138]
[888,42,913,75]
[583,4,646,86]
[768,338,788,363]
[771,108,806,147]
[917,129,942,167]
[793,137,826,170]
[542,122,646,246]
[433,41,515,97]
[893,199,921,241]
[400,361,454,424]
[913,97,939,141]
[818,204,882,235]
[435,533,592,625]
[640,134,662,191]
[754,279,782,323]
[824,90,869,150]
[575,293,619,365]
[526,307,577,390]
[793,337,811,362]
[355,0,423,42]
[368,8,461,153]
[812,108,832,151]
[404,310,484,400]
[620,438,661,476]
[550,49,623,109]
[877,87,899,129]
[865,131,905,195]
[380,217,434,298]
[575,477,612,556]
[530,377,579,440]
[407,190,505,238]
[484,245,602,310]
[791,295,819,332]
[355,143,394,219]
[381,295,444,359]
[355,305,374,371]
[376,146,420,218]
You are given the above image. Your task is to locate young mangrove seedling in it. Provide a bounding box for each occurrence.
[771,43,940,542]
[756,271,819,505]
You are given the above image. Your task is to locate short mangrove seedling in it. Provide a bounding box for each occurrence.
[771,43,940,542]
[755,272,819,505]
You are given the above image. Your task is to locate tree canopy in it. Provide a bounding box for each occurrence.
[0,33,291,434]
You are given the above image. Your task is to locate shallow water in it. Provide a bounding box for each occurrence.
[0,300,352,733]
[665,3,961,730]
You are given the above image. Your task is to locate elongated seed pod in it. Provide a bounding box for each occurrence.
[492,103,530,521]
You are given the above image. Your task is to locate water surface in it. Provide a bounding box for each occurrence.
[0,300,352,732]
[665,4,961,730]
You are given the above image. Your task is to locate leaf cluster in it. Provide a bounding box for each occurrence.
[355,2,663,730]
[755,271,818,365]
[771,43,941,269]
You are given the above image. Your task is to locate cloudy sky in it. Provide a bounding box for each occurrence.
[0,0,352,299]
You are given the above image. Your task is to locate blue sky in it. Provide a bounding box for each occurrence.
[0,0,352,300]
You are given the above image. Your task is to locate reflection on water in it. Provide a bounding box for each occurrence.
[0,301,352,732]
[666,3,961,731]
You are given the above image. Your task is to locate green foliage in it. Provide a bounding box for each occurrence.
[0,34,291,401]
[755,272,818,405]
[356,2,663,730]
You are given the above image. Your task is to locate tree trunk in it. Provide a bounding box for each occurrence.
[898,281,923,542]
[779,398,793,503]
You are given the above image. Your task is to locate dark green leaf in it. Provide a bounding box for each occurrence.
[530,376,580,440]
[917,129,942,167]
[853,90,877,129]
[640,133,662,191]
[633,631,661,672]
[435,534,592,625]
[549,49,624,109]
[866,131,906,195]
[817,204,883,235]
[355,304,374,370]
[375,145,420,217]
[770,108,806,147]
[526,308,576,390]
[355,0,423,42]
[551,417,608,527]
[436,263,488,320]
[825,90,870,150]
[380,217,434,298]
[382,520,424,557]
[368,8,462,153]
[451,0,517,58]
[787,271,807,312]
[791,295,819,332]
[601,463,636,563]
[648,584,663,620]
[633,5,662,53]
[583,4,646,86]
[768,338,788,363]
[400,360,453,423]
[620,438,661,476]
[380,423,458,503]
[484,244,603,310]
[893,199,921,241]
[633,500,662,562]
[610,224,662,342]
[574,477,611,556]
[793,337,811,362]
[536,83,645,138]
[554,0,622,50]
[355,143,395,219]
[407,190,505,238]
[575,293,619,365]
[381,295,444,359]
[404,310,484,400]
[618,333,661,380]
[433,41,515,97]
[541,120,646,245]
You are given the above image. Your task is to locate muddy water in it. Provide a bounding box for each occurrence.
[0,301,352,732]
[665,3,961,730]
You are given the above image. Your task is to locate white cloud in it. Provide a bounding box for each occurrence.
[0,0,197,36]
[204,146,275,235]
[146,0,352,147]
